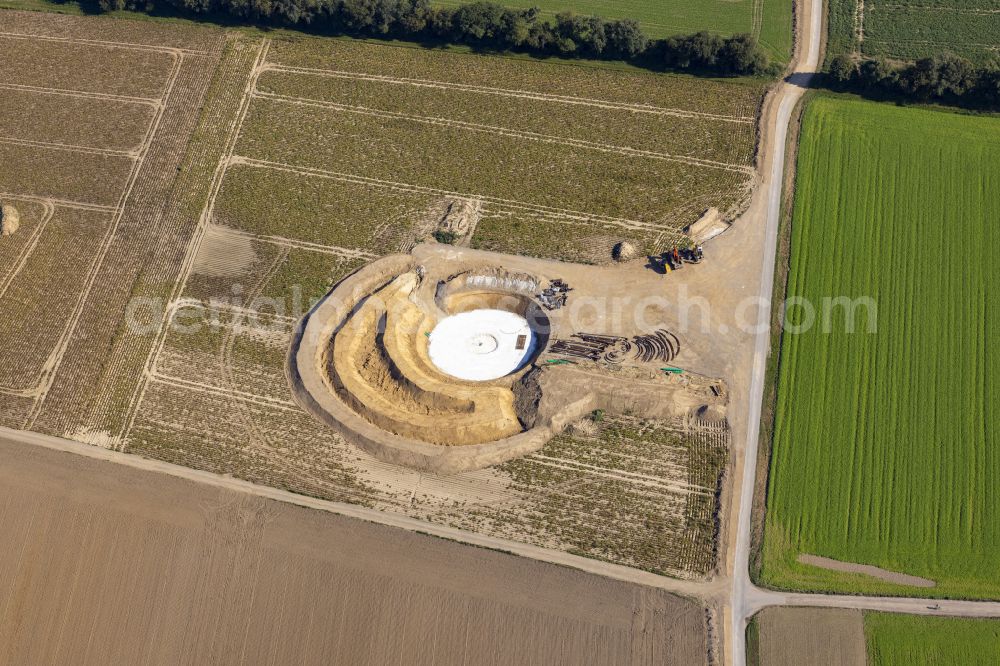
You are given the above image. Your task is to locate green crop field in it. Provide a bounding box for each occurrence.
[865,614,1000,665]
[431,0,793,62]
[761,95,1000,599]
[826,0,1000,65]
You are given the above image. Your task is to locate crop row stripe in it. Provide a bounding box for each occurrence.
[0,136,136,158]
[261,63,756,124]
[208,221,379,260]
[0,82,161,107]
[146,374,300,411]
[228,156,672,232]
[253,91,753,174]
[0,30,214,56]
[0,193,117,213]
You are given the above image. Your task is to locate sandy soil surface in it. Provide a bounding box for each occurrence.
[798,555,936,588]
[756,607,866,666]
[0,435,709,666]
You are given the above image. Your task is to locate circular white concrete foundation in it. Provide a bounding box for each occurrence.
[428,309,536,381]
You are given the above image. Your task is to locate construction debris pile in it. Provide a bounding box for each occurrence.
[612,241,636,262]
[435,198,481,243]
[538,279,572,310]
[550,329,680,365]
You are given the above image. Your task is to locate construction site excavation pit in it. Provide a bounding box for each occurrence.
[289,245,731,474]
[428,309,537,381]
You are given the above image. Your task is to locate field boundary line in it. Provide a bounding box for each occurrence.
[168,297,300,325]
[0,199,53,300]
[120,38,271,449]
[0,192,116,213]
[0,83,161,107]
[0,136,136,158]
[0,31,214,56]
[254,91,753,174]
[229,157,669,232]
[261,64,756,124]
[146,375,299,412]
[207,223,378,260]
[528,453,714,496]
[23,48,183,431]
[0,385,44,398]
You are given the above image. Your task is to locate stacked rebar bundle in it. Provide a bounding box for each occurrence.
[549,330,679,364]
[549,333,624,360]
[632,329,681,363]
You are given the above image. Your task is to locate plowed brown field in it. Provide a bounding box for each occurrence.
[0,435,709,665]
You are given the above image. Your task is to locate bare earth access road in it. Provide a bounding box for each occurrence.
[3,1,1000,663]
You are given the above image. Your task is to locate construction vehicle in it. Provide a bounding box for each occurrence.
[680,245,704,264]
[658,244,703,272]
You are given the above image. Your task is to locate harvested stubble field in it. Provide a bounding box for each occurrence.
[0,198,46,279]
[214,37,765,264]
[182,224,368,310]
[827,0,1000,65]
[762,95,1000,599]
[864,613,1000,665]
[0,9,228,437]
[214,165,440,256]
[0,142,133,206]
[156,304,292,400]
[0,207,111,392]
[0,7,734,595]
[0,34,176,98]
[475,415,730,575]
[0,435,711,665]
[0,89,154,152]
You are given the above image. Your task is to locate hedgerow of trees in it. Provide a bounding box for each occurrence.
[828,53,1000,109]
[94,0,774,76]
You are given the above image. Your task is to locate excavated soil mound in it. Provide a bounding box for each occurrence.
[1,204,20,236]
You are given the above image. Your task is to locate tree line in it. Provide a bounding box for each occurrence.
[95,0,774,76]
[828,54,1000,109]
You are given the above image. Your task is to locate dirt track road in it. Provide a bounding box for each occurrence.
[748,586,1000,618]
[725,0,824,660]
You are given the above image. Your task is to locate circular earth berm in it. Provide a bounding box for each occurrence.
[428,309,536,381]
[288,254,563,474]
